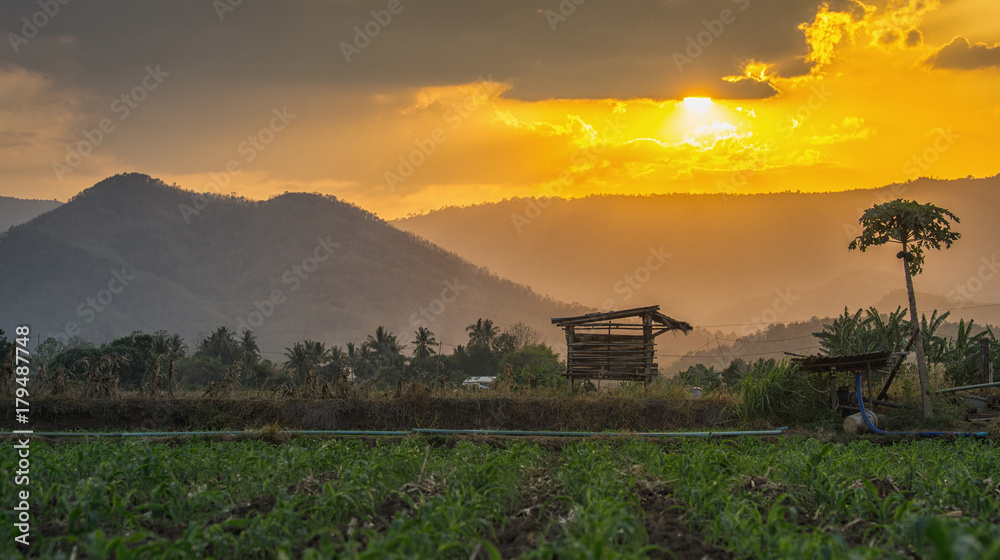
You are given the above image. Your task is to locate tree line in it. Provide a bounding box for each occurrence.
[9,319,563,394]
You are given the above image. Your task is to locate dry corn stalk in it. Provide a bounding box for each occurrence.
[144,354,166,397]
[303,363,321,397]
[205,351,246,398]
[167,356,176,398]
[299,357,336,398]
[84,354,126,398]
[0,346,14,397]
[51,366,69,395]
[333,370,356,399]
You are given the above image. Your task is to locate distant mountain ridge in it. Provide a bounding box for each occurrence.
[395,175,1000,331]
[0,174,583,353]
[0,196,62,233]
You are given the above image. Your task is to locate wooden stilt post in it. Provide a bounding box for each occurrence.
[566,326,575,395]
[643,311,653,388]
[830,368,839,410]
[979,338,990,385]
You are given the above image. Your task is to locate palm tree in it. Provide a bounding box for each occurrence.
[327,345,348,380]
[849,199,960,417]
[150,331,186,395]
[411,327,437,360]
[283,340,332,383]
[466,318,499,349]
[238,329,261,368]
[165,334,187,359]
[152,331,187,360]
[282,342,312,384]
[198,326,239,365]
[303,340,332,367]
[346,342,369,380]
[364,326,406,368]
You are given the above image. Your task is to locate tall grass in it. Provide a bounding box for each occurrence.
[736,359,829,427]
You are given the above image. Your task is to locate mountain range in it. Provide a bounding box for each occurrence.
[0,196,61,234]
[3,173,998,371]
[0,174,581,355]
[395,175,1000,334]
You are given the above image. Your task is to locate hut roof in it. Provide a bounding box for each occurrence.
[551,305,692,334]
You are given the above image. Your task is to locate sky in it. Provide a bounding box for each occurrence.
[1,0,998,219]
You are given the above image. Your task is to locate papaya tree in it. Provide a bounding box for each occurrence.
[849,199,960,418]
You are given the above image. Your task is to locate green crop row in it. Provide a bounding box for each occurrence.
[618,437,1000,558]
[3,436,1000,558]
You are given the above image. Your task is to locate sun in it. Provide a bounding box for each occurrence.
[681,97,714,111]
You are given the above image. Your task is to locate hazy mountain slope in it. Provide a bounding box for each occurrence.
[395,176,1000,330]
[0,196,62,233]
[0,174,583,353]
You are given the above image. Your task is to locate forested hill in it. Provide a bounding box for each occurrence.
[0,196,61,232]
[0,173,582,352]
[395,175,1000,330]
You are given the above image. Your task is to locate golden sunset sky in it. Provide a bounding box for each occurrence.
[2,0,998,219]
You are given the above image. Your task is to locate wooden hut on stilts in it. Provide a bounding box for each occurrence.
[551,305,692,393]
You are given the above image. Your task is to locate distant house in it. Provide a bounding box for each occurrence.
[462,376,496,390]
[552,305,692,393]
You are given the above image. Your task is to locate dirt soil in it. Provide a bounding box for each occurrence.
[491,467,733,560]
[636,479,734,560]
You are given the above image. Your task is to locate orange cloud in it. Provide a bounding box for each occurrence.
[925,36,1000,69]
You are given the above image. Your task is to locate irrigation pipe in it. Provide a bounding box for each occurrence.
[935,381,1000,394]
[412,428,788,438]
[9,427,788,439]
[855,374,987,438]
[22,430,410,438]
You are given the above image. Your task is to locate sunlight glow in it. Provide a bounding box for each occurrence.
[681,97,714,111]
[682,121,747,150]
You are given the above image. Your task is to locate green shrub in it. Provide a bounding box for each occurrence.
[736,359,828,426]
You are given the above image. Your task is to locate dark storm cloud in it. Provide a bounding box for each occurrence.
[0,0,822,100]
[925,36,1000,70]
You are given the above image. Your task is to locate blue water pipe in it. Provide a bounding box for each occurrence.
[11,427,787,439]
[412,428,788,438]
[24,430,409,437]
[854,373,987,438]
